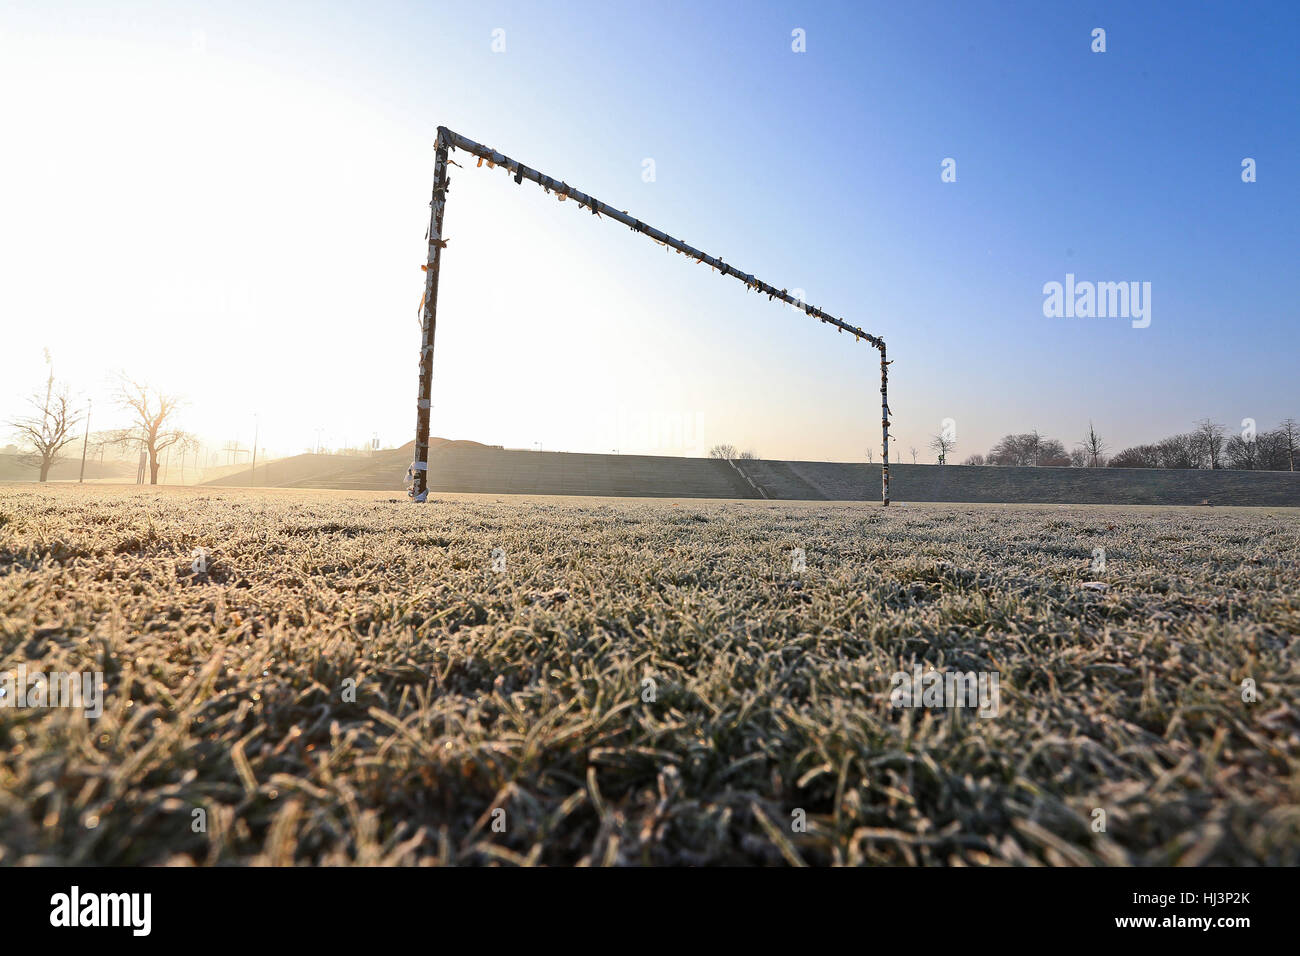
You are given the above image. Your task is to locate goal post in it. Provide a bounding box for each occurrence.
[409,126,892,504]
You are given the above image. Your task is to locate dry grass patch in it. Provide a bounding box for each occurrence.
[1,485,1297,865]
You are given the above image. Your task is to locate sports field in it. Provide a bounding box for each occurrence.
[1,484,1296,865]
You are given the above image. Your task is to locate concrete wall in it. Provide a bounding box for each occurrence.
[206,446,1300,506]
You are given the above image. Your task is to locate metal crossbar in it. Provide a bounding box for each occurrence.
[410,126,892,504]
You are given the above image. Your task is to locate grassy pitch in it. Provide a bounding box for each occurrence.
[1,484,1297,865]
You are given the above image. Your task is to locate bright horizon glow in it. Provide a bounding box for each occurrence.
[2,1,1297,467]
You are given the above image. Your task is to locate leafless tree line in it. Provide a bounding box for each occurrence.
[5,354,193,484]
[1109,419,1297,471]
[961,419,1296,471]
[708,444,758,461]
[961,429,1079,467]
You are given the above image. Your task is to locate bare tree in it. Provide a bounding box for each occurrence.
[737,449,759,460]
[928,432,955,464]
[985,430,1073,466]
[988,432,1036,466]
[1069,448,1087,467]
[988,434,1028,466]
[1109,444,1161,468]
[1025,429,1043,465]
[1156,433,1200,469]
[910,447,918,464]
[1193,419,1227,469]
[7,378,82,482]
[962,453,985,466]
[1078,422,1108,467]
[112,377,187,485]
[1224,433,1259,470]
[708,444,738,461]
[1037,438,1070,466]
[1279,418,1298,472]
[1256,428,1288,471]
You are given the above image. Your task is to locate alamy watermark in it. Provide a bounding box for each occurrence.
[890,665,1000,718]
[1042,273,1150,328]
[49,886,150,936]
[1,666,103,718]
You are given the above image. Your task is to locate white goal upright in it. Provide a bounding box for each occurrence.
[409,126,893,504]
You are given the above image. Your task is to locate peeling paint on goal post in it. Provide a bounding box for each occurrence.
[408,126,893,504]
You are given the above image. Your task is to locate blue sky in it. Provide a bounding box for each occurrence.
[2,0,1296,462]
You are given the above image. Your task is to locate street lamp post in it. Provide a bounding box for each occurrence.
[250,416,259,487]
[78,398,91,482]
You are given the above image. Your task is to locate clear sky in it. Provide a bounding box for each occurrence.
[2,0,1296,463]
